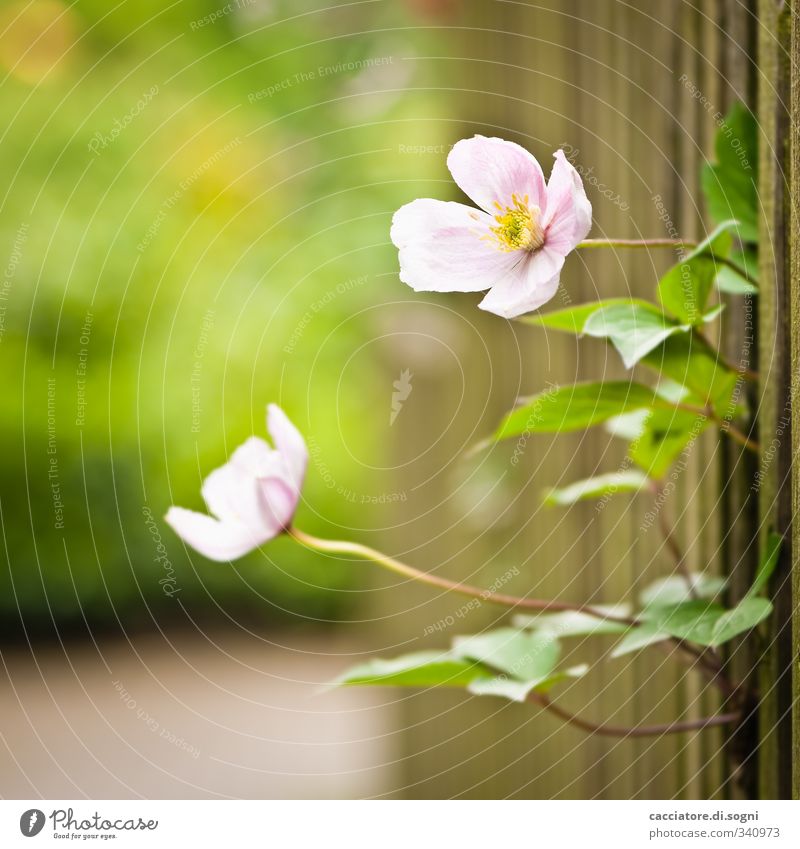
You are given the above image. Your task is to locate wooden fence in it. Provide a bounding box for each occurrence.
[374,0,796,799]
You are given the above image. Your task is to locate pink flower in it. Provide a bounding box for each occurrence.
[391,136,592,318]
[165,404,308,561]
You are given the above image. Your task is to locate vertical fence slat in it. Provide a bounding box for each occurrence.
[756,0,793,801]
[791,0,800,803]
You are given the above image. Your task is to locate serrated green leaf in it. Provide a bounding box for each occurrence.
[519,299,653,333]
[639,573,726,608]
[453,628,560,681]
[335,651,492,688]
[610,623,671,658]
[495,382,660,440]
[584,302,689,367]
[513,606,630,636]
[543,470,650,506]
[745,533,782,598]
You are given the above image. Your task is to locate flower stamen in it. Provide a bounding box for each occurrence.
[489,194,544,252]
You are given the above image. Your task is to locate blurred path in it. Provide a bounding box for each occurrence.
[0,630,398,799]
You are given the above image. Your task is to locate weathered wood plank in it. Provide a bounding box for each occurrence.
[757,0,793,801]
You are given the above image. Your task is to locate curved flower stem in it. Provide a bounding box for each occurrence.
[291,528,740,698]
[288,526,635,624]
[528,693,740,737]
[577,238,697,250]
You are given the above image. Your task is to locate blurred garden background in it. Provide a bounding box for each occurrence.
[0,0,766,799]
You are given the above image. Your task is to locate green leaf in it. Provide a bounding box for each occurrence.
[610,622,671,658]
[642,597,772,648]
[639,573,726,608]
[657,378,693,404]
[701,103,759,243]
[716,266,758,295]
[495,382,660,440]
[745,533,782,598]
[543,470,650,506]
[467,664,589,703]
[453,628,560,681]
[519,299,653,334]
[710,598,772,646]
[657,257,718,325]
[640,333,738,413]
[716,248,758,295]
[686,220,737,262]
[642,601,726,645]
[335,651,492,689]
[513,606,631,637]
[605,409,650,441]
[702,304,726,323]
[629,407,709,479]
[583,302,689,368]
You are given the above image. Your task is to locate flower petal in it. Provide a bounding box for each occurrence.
[231,436,285,479]
[391,198,519,293]
[478,247,565,318]
[447,136,547,215]
[202,461,270,532]
[543,150,592,254]
[165,507,269,562]
[267,404,308,490]
[258,475,299,531]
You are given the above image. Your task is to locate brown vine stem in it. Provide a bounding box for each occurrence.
[694,329,759,383]
[676,402,760,454]
[528,693,740,738]
[649,483,698,600]
[288,527,636,624]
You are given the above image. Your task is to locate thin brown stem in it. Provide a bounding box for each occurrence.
[694,328,759,382]
[652,489,697,600]
[675,403,760,454]
[289,526,635,624]
[529,693,739,737]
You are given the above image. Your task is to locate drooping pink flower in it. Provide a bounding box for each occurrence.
[165,404,307,561]
[391,136,592,319]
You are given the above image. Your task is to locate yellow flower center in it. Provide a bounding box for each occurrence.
[489,194,544,252]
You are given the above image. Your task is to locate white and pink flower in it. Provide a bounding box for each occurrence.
[166,404,307,561]
[391,136,592,318]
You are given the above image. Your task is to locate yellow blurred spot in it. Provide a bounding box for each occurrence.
[0,0,79,84]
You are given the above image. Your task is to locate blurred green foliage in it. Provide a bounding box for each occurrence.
[0,0,451,634]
